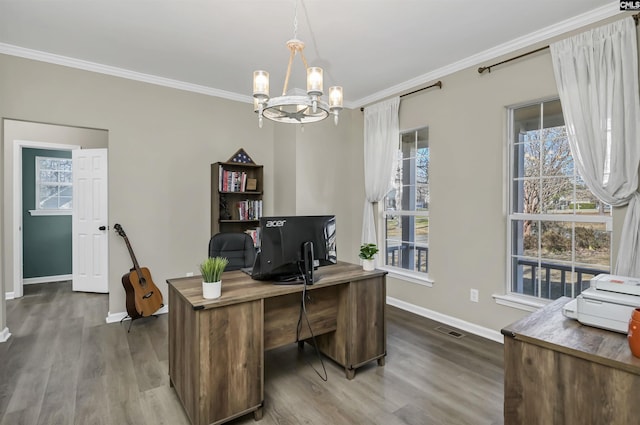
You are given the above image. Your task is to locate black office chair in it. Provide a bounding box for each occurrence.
[208,232,256,271]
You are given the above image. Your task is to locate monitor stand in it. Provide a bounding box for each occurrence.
[273,241,317,285]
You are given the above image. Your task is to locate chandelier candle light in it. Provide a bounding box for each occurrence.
[252,2,343,127]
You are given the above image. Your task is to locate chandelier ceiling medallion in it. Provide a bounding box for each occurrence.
[252,1,343,128]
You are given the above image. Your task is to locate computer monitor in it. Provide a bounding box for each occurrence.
[251,215,337,283]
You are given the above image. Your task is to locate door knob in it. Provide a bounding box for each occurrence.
[99,226,107,231]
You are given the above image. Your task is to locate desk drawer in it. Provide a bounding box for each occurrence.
[264,286,338,351]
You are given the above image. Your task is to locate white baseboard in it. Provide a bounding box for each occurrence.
[105,304,169,324]
[387,296,504,344]
[5,292,15,300]
[0,327,11,343]
[23,274,72,285]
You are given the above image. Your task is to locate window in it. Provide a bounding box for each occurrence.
[383,127,429,276]
[35,156,73,211]
[508,99,611,301]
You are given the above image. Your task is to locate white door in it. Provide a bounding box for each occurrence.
[72,148,109,293]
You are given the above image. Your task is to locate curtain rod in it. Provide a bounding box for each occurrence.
[360,80,442,111]
[478,12,640,74]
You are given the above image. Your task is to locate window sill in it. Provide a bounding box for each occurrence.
[492,293,550,312]
[28,209,72,216]
[379,266,434,287]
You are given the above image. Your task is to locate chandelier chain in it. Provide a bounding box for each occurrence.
[293,0,298,39]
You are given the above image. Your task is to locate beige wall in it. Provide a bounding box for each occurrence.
[388,15,634,332]
[0,54,356,333]
[269,110,365,264]
[391,50,559,331]
[294,109,364,264]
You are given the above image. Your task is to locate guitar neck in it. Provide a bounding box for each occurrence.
[122,235,143,278]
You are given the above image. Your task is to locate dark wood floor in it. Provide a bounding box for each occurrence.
[0,281,504,425]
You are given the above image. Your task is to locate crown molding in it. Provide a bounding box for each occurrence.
[354,3,625,109]
[0,3,625,110]
[0,42,253,104]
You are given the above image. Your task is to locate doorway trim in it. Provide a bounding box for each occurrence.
[12,139,80,298]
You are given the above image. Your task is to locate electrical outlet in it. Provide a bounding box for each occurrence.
[186,272,194,277]
[470,288,479,303]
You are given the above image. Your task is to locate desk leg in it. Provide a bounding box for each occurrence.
[377,356,386,366]
[345,368,355,380]
[253,406,264,421]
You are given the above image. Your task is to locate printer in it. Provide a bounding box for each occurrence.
[563,274,640,333]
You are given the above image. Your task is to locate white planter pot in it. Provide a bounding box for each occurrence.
[202,280,222,299]
[362,259,375,271]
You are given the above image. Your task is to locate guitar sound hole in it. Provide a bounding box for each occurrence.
[143,291,154,299]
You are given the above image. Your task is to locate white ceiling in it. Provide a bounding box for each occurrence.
[0,1,625,108]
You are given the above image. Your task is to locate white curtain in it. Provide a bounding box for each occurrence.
[361,97,400,246]
[550,17,640,276]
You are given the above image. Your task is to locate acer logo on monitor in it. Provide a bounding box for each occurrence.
[265,220,287,228]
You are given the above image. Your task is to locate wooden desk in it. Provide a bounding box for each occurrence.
[502,297,640,425]
[167,262,387,425]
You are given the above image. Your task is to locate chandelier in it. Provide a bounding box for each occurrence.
[252,2,343,128]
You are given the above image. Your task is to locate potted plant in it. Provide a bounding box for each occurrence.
[359,243,379,271]
[199,256,229,299]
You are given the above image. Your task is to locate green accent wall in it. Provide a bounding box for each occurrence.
[22,148,72,278]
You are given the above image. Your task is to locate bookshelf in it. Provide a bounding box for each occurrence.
[211,159,263,237]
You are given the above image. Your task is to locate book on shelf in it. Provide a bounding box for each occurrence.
[245,228,260,247]
[218,165,255,193]
[236,199,262,221]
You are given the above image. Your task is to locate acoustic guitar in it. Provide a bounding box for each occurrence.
[114,224,164,319]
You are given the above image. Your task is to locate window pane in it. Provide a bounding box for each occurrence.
[508,100,610,301]
[401,183,413,211]
[385,214,401,267]
[575,223,610,268]
[541,177,572,213]
[542,99,564,127]
[38,184,73,209]
[511,257,541,297]
[512,219,539,259]
[540,220,571,262]
[59,186,73,209]
[36,156,73,210]
[59,171,72,183]
[39,170,56,182]
[384,126,429,276]
[38,185,58,207]
[384,215,428,271]
[513,104,540,137]
[512,141,540,179]
[542,129,571,177]
[38,158,57,170]
[416,183,429,211]
[385,189,398,210]
[522,179,541,214]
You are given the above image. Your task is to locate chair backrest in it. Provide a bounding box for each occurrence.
[208,232,256,271]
